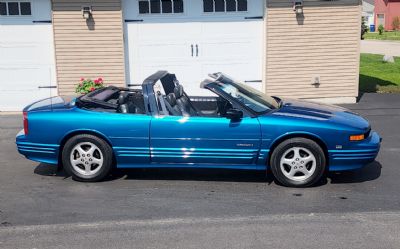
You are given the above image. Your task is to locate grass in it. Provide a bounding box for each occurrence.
[363,31,400,41]
[360,53,400,93]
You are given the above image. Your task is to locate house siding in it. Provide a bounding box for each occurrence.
[52,0,125,95]
[265,0,361,100]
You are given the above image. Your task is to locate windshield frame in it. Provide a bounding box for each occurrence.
[205,75,280,116]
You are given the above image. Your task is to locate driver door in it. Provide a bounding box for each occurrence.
[149,115,261,165]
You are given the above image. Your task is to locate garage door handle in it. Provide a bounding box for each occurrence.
[196,44,199,57]
[38,86,57,89]
[191,44,194,57]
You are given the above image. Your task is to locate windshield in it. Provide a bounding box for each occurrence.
[212,74,280,113]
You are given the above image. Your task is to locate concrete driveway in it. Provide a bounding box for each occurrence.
[361,40,400,56]
[1,93,400,248]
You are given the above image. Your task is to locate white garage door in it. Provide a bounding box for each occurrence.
[0,0,56,111]
[123,0,264,95]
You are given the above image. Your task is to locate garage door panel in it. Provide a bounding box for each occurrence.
[136,42,193,61]
[0,67,53,90]
[200,61,263,90]
[0,0,56,111]
[124,0,264,95]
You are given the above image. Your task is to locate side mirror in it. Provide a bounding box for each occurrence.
[226,108,243,120]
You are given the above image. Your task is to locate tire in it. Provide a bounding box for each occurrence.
[62,134,113,182]
[270,138,326,188]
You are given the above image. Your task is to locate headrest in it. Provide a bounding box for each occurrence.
[166,93,177,106]
[118,92,129,104]
[174,85,184,98]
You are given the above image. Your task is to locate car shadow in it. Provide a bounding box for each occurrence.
[34,161,382,186]
[327,161,382,184]
[34,163,67,178]
[117,168,274,184]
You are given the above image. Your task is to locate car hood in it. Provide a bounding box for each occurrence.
[271,98,370,131]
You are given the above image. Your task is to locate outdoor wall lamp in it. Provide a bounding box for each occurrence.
[293,0,304,15]
[82,6,92,20]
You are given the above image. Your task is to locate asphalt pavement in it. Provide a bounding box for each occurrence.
[0,93,400,248]
[361,40,400,56]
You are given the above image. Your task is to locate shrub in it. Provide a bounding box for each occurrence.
[361,17,368,39]
[378,24,384,35]
[392,16,400,31]
[75,77,105,94]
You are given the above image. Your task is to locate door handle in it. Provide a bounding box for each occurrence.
[196,44,199,57]
[191,44,194,57]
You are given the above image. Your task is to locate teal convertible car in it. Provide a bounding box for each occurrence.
[16,71,381,187]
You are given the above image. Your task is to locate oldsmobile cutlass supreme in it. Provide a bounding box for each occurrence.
[16,71,381,187]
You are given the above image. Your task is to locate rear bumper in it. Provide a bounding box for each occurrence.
[328,131,381,171]
[16,130,59,165]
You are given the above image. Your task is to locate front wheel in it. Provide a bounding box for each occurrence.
[270,138,326,187]
[62,134,113,182]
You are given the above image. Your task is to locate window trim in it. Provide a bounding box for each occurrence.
[0,1,32,17]
[137,0,185,15]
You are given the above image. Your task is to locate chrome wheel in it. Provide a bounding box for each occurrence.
[70,142,103,176]
[280,147,316,182]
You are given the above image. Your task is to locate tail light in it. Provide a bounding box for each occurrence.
[23,111,28,135]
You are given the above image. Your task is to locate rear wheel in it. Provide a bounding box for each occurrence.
[62,134,113,182]
[270,138,326,187]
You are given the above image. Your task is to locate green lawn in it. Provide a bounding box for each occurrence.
[360,53,400,93]
[364,31,400,41]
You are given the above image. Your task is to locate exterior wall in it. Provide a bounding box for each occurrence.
[363,0,375,27]
[375,0,400,30]
[265,0,361,101]
[52,0,125,95]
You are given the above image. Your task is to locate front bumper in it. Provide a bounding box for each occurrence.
[16,129,59,164]
[328,131,381,171]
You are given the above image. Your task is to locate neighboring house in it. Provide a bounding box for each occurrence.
[375,0,400,30]
[363,0,375,28]
[0,0,362,111]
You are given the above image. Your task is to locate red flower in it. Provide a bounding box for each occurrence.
[90,87,95,92]
[94,79,99,84]
[80,77,84,81]
[98,77,103,82]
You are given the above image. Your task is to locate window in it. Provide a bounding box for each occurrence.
[0,2,7,15]
[138,0,183,14]
[203,0,247,13]
[0,1,31,16]
[377,14,384,26]
[19,1,30,15]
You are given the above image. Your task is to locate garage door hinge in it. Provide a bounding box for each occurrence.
[32,20,52,23]
[38,86,57,89]
[125,19,144,23]
[244,16,263,20]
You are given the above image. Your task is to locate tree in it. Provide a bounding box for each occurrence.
[361,17,368,39]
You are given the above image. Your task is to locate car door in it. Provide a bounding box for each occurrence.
[149,115,261,165]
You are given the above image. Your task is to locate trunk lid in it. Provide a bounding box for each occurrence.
[23,96,75,112]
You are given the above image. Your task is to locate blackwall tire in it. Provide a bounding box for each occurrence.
[62,134,113,182]
[270,138,326,188]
